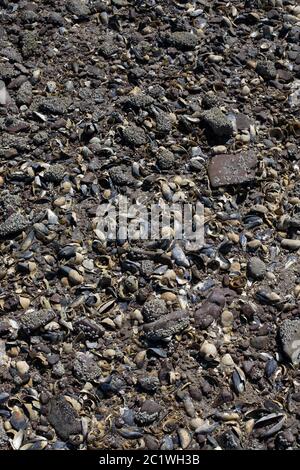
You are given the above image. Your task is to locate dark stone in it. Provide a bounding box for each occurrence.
[208,152,257,187]
[143,310,190,342]
[202,107,233,139]
[162,32,199,50]
[47,396,81,440]
[20,309,56,333]
[0,213,30,239]
[250,335,269,350]
[256,61,277,81]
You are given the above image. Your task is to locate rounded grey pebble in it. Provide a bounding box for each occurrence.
[247,257,266,279]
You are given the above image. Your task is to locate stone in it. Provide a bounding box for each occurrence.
[47,396,81,440]
[73,352,102,381]
[256,61,277,81]
[109,165,134,186]
[138,376,160,393]
[202,107,233,139]
[247,257,266,279]
[157,148,175,170]
[236,113,251,130]
[250,335,269,350]
[39,98,67,115]
[142,298,167,323]
[21,31,38,58]
[16,81,32,106]
[135,400,163,425]
[44,164,65,183]
[143,310,190,341]
[0,419,8,448]
[279,320,300,365]
[66,0,91,20]
[162,32,199,50]
[122,124,147,146]
[0,213,29,239]
[208,152,257,188]
[20,309,56,333]
[154,111,172,134]
[281,239,300,251]
[125,93,154,109]
[202,93,219,109]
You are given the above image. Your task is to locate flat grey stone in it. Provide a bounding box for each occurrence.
[208,152,257,188]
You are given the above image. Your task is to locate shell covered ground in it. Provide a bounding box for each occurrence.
[1,0,300,451]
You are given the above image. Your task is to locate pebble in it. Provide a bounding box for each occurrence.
[281,239,300,251]
[16,361,29,376]
[39,98,67,115]
[247,257,267,279]
[256,61,277,81]
[279,320,300,365]
[66,0,91,20]
[221,310,234,326]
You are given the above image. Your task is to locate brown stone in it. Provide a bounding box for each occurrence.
[208,152,257,188]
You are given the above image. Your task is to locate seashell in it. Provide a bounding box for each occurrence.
[200,341,218,361]
[172,244,190,268]
[10,430,24,450]
[232,367,246,395]
[265,359,278,378]
[68,269,84,285]
[256,290,281,304]
[253,413,286,438]
[10,407,28,431]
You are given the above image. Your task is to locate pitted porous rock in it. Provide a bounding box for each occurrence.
[122,124,147,146]
[0,213,29,239]
[135,400,163,425]
[142,297,168,323]
[39,98,67,115]
[156,148,175,170]
[143,310,190,341]
[47,396,81,440]
[154,110,172,134]
[125,93,154,110]
[279,320,300,365]
[256,61,277,81]
[202,107,233,139]
[162,31,199,50]
[138,376,160,393]
[43,164,65,183]
[73,318,104,340]
[0,193,22,214]
[16,81,32,106]
[0,134,29,153]
[73,352,102,382]
[109,165,134,186]
[66,0,91,20]
[20,309,56,333]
